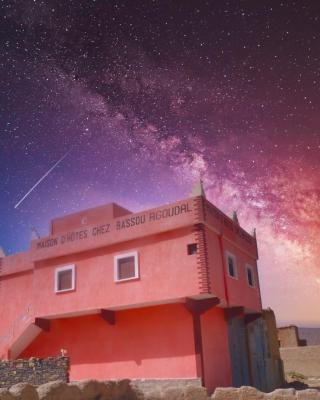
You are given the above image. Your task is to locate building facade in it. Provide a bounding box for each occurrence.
[0,188,271,392]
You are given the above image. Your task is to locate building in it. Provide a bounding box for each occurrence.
[278,326,307,348]
[278,326,320,387]
[0,183,278,393]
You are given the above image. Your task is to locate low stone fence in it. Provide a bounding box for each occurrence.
[212,387,319,399]
[0,357,69,388]
[0,380,319,400]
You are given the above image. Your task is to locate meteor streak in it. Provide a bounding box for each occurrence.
[14,150,70,209]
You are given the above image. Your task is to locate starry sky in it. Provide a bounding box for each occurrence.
[1,1,319,326]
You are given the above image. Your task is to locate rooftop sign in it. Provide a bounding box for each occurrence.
[32,200,195,260]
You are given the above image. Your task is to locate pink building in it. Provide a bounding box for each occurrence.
[0,184,262,393]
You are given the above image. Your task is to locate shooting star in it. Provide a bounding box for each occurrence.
[14,150,71,209]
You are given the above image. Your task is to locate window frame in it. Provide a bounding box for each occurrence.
[225,251,238,279]
[245,264,255,288]
[114,251,139,282]
[55,264,76,293]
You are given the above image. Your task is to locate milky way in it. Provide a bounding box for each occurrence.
[1,1,319,326]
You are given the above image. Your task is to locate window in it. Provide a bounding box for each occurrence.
[187,243,198,255]
[55,265,75,293]
[246,265,255,287]
[226,252,237,279]
[114,252,139,282]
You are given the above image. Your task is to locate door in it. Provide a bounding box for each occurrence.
[227,316,251,387]
[247,318,269,391]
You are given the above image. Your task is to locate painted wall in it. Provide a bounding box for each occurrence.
[0,271,34,358]
[32,227,200,318]
[30,199,197,262]
[204,229,261,312]
[201,307,232,393]
[222,238,261,311]
[205,230,226,302]
[21,303,198,381]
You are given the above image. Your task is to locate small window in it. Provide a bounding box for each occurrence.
[187,243,198,255]
[114,252,139,282]
[226,252,237,279]
[55,265,75,293]
[246,265,255,287]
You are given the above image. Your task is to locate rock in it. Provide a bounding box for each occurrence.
[238,386,266,400]
[9,383,38,400]
[162,387,185,400]
[0,389,14,400]
[112,379,136,400]
[266,388,296,400]
[138,388,163,400]
[296,389,320,400]
[37,381,82,400]
[74,379,113,400]
[159,385,209,400]
[130,382,162,400]
[184,385,209,400]
[211,387,240,400]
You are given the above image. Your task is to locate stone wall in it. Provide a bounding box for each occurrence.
[0,381,319,400]
[0,357,69,388]
[280,345,320,379]
[278,326,301,347]
[212,387,320,399]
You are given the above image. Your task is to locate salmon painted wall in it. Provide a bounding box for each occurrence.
[204,228,261,312]
[201,307,232,393]
[31,198,197,262]
[32,228,200,318]
[203,199,257,260]
[222,238,261,311]
[0,271,34,357]
[205,229,227,302]
[21,303,198,381]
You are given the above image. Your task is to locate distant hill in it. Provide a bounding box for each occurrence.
[298,327,320,345]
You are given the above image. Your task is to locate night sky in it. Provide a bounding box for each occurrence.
[1,1,319,326]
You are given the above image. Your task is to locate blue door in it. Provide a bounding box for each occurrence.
[247,318,269,391]
[227,316,251,387]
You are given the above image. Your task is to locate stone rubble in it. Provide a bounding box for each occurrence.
[0,381,319,400]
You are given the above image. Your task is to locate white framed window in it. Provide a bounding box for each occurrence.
[226,251,238,279]
[114,252,139,282]
[55,264,76,293]
[245,264,255,288]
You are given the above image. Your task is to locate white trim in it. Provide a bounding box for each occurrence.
[114,251,139,282]
[225,251,238,279]
[55,264,76,293]
[245,264,255,288]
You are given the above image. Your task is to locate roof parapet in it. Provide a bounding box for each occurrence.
[232,210,240,225]
[0,246,5,257]
[31,227,40,240]
[190,178,206,198]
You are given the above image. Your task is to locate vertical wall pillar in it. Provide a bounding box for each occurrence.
[184,297,220,386]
